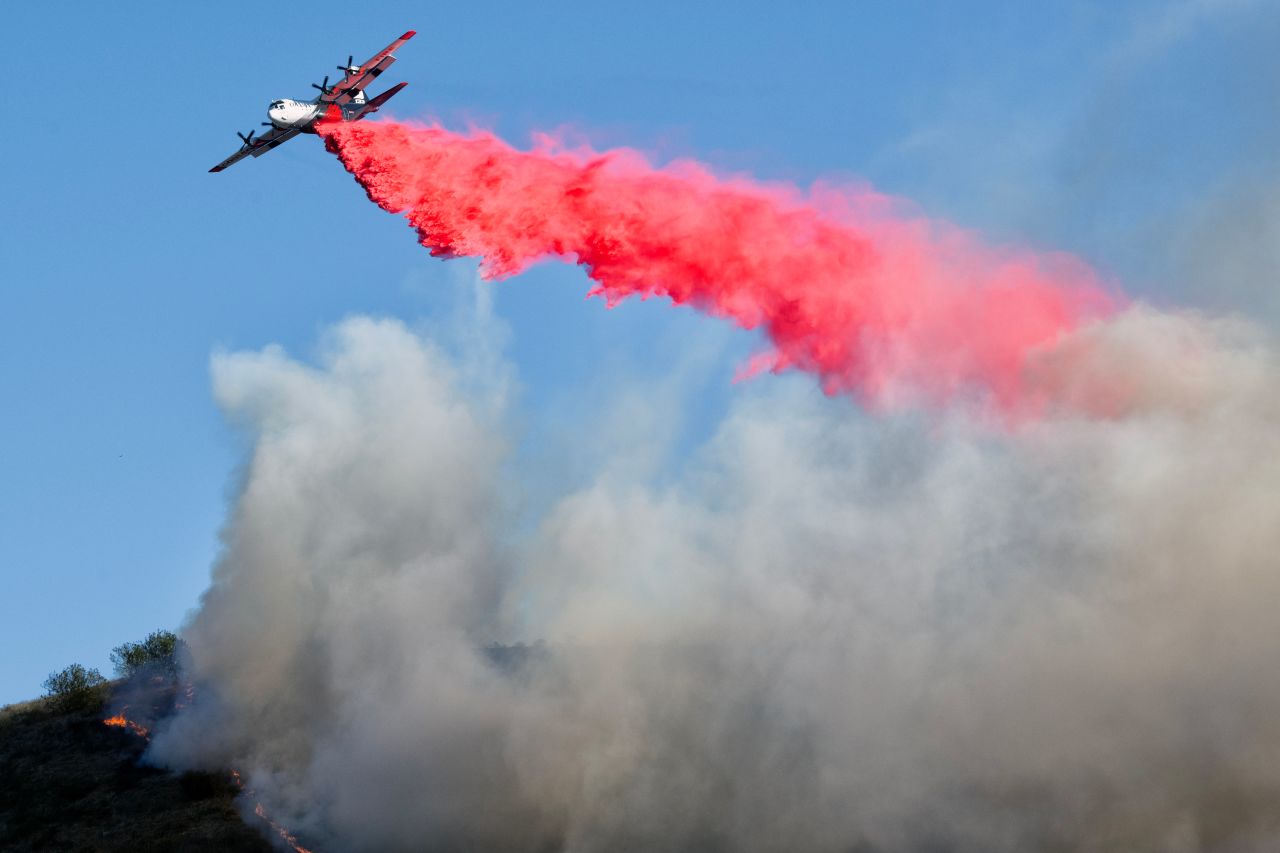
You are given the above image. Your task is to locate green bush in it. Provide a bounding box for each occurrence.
[110,629,185,679]
[42,664,108,711]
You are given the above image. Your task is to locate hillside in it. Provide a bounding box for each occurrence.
[0,688,272,852]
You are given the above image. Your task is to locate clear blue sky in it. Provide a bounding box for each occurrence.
[2,0,1277,704]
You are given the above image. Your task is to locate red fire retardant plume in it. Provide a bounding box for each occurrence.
[318,120,1118,413]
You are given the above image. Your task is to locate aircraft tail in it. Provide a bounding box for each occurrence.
[355,83,408,120]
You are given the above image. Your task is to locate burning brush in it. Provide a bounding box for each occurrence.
[103,683,315,853]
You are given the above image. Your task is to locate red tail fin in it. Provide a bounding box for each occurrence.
[356,83,408,120]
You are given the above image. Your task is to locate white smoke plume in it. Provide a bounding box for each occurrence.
[150,300,1280,851]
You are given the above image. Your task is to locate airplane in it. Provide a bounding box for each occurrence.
[209,30,416,173]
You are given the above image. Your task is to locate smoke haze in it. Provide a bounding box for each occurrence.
[148,70,1280,848]
[149,295,1280,850]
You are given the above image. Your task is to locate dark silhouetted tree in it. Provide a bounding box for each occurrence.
[110,629,185,680]
[42,663,108,711]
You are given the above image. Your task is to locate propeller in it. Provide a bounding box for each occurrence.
[337,55,357,75]
[261,122,273,127]
[236,129,256,148]
[311,75,333,95]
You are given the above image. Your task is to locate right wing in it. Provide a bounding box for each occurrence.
[324,30,416,106]
[209,126,301,173]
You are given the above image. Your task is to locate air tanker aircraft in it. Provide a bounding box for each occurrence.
[209,31,415,173]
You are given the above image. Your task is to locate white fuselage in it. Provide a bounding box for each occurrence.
[267,99,322,129]
[266,90,366,130]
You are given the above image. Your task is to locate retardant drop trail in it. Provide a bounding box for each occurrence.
[318,120,1119,412]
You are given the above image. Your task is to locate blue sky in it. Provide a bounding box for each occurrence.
[2,0,1277,704]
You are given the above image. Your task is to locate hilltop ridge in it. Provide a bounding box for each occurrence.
[0,688,271,852]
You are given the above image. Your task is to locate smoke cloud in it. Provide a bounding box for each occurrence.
[148,296,1280,850]
[144,119,1280,851]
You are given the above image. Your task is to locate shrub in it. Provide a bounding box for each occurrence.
[42,664,108,711]
[110,629,185,679]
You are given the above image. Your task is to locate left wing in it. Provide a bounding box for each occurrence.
[209,126,301,173]
[323,30,416,105]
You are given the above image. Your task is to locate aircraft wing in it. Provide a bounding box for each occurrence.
[209,126,301,173]
[324,30,416,105]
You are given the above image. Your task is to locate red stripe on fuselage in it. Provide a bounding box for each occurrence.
[306,103,346,134]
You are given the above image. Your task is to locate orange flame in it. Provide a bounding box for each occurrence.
[253,802,315,853]
[104,696,315,852]
[233,767,314,852]
[103,713,151,740]
[174,682,197,711]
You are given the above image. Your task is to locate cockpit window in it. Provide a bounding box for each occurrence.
[271,101,284,109]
